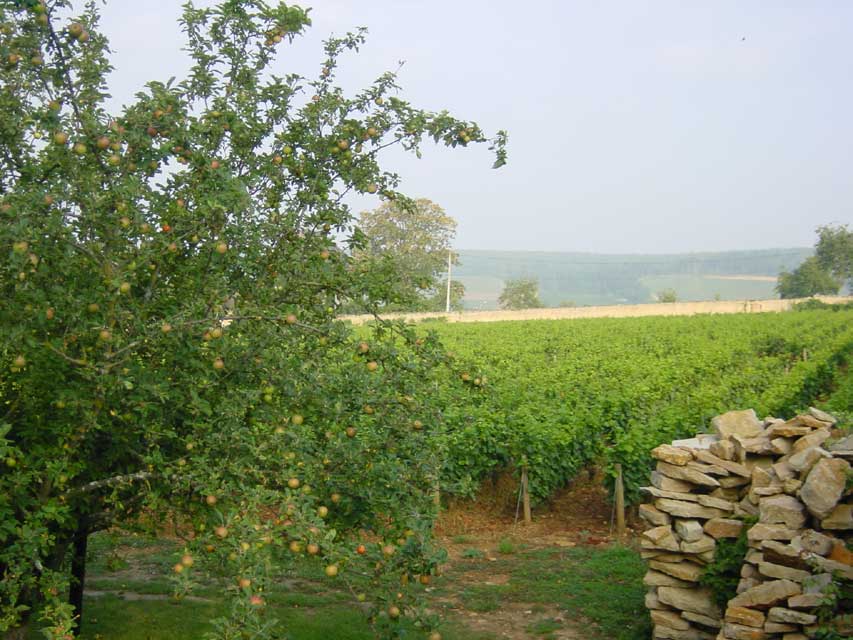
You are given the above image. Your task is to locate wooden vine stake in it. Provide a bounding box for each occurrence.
[521,466,532,525]
[615,463,626,537]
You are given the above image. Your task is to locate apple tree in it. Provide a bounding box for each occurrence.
[0,1,505,638]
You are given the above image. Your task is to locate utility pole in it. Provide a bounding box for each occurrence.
[445,249,452,314]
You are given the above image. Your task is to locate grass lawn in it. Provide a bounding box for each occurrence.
[28,531,650,639]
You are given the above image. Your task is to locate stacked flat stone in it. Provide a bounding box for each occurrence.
[640,407,852,640]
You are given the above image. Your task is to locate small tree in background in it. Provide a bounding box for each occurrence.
[356,198,461,311]
[657,288,678,303]
[814,224,853,289]
[777,224,851,299]
[498,278,542,310]
[777,256,841,298]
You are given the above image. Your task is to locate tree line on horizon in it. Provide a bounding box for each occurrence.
[359,199,851,310]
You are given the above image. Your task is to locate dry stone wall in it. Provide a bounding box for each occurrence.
[641,407,852,640]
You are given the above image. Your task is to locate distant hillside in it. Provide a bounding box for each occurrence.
[454,248,812,309]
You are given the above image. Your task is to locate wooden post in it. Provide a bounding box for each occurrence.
[521,466,532,525]
[615,463,626,537]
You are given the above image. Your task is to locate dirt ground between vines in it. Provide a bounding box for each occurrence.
[429,470,643,639]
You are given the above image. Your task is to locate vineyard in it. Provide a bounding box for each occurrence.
[429,308,853,505]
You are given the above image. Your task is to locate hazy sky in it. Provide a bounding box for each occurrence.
[96,0,852,254]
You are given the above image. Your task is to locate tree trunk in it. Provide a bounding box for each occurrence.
[3,624,30,640]
[69,527,88,636]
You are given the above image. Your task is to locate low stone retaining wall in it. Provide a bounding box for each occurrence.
[640,408,852,640]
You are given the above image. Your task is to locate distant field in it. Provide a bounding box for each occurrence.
[454,247,810,309]
[639,274,778,302]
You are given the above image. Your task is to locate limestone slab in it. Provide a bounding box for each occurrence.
[800,458,850,519]
[728,579,801,608]
[710,409,763,439]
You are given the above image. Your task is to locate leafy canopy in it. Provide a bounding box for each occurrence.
[0,1,505,638]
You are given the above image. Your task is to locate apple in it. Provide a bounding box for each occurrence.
[412,420,423,431]
[428,633,442,640]
[356,544,366,555]
[210,327,222,339]
[287,477,300,489]
[419,575,430,585]
[87,303,99,313]
[382,544,396,557]
[214,526,228,538]
[367,127,378,137]
[119,282,131,294]
[161,322,172,334]
[375,97,384,106]
[210,160,221,170]
[272,154,283,165]
[285,313,297,325]
[205,494,217,506]
[288,540,302,553]
[366,361,378,372]
[337,140,349,150]
[317,506,328,518]
[108,155,121,166]
[345,427,357,438]
[172,563,184,574]
[319,249,330,260]
[96,136,110,150]
[366,183,378,194]
[238,577,251,589]
[357,342,369,354]
[98,329,111,342]
[291,414,303,425]
[388,605,400,619]
[72,142,87,155]
[213,358,225,370]
[324,564,338,577]
[45,307,55,320]
[215,241,228,254]
[307,543,319,555]
[249,595,265,606]
[12,241,28,253]
[167,242,177,253]
[181,554,194,567]
[13,355,26,368]
[330,493,341,504]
